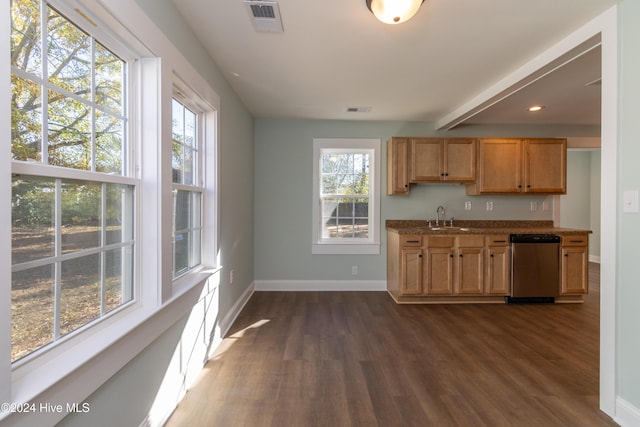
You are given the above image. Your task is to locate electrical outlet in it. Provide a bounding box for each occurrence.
[230,269,234,284]
[465,200,472,211]
[486,201,494,211]
[530,201,538,211]
[351,266,358,276]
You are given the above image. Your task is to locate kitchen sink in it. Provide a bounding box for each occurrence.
[427,226,481,232]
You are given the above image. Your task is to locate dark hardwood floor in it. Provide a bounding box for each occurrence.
[166,263,617,426]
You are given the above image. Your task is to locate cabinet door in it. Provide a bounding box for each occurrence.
[454,247,484,295]
[476,139,522,193]
[387,138,410,194]
[561,246,588,294]
[444,139,476,181]
[485,246,511,295]
[525,139,566,193]
[401,248,423,295]
[425,247,453,295]
[410,138,442,182]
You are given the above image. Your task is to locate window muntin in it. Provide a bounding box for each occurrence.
[9,0,134,363]
[312,139,380,255]
[320,151,371,240]
[11,175,134,362]
[11,0,127,174]
[171,97,203,278]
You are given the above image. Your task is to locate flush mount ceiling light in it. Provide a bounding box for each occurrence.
[528,105,545,112]
[366,0,425,24]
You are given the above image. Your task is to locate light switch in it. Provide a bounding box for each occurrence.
[623,190,639,213]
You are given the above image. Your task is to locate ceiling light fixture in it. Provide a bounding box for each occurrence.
[528,105,545,112]
[366,0,424,24]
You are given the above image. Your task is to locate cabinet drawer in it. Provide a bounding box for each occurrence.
[562,235,588,246]
[426,236,455,247]
[401,235,423,247]
[456,236,485,248]
[486,235,510,246]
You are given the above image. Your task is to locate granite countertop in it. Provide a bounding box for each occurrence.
[386,219,592,235]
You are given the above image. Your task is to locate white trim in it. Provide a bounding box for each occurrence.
[615,397,640,427]
[311,138,381,255]
[4,274,211,427]
[255,280,387,292]
[599,5,618,418]
[0,0,13,407]
[312,243,380,255]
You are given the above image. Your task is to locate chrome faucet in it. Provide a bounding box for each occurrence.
[436,205,445,226]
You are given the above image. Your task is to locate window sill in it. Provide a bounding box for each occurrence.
[4,269,217,426]
[312,243,380,255]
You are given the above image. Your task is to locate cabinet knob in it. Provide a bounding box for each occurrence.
[490,254,494,257]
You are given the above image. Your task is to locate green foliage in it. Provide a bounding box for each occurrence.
[10,0,125,173]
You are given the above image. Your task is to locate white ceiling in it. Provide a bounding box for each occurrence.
[172,0,615,127]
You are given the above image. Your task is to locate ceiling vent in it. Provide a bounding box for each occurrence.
[244,0,284,33]
[345,106,372,113]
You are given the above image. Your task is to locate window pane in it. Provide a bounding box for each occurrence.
[184,108,196,149]
[11,74,42,162]
[104,247,133,313]
[11,265,55,362]
[95,42,123,114]
[48,87,91,169]
[105,184,133,245]
[174,232,190,276]
[47,7,91,99]
[174,190,191,232]
[12,175,55,264]
[173,190,202,277]
[60,254,101,337]
[184,147,194,185]
[95,109,123,174]
[11,0,42,76]
[61,181,101,254]
[172,99,184,143]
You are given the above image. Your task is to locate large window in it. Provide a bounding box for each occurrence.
[312,138,380,255]
[10,0,134,362]
[171,97,203,278]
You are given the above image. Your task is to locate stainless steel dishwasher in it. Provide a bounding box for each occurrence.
[507,234,560,303]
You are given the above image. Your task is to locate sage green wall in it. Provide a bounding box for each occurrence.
[618,0,640,409]
[560,150,601,257]
[253,119,599,281]
[590,150,601,257]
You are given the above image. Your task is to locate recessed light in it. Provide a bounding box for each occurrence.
[528,105,545,112]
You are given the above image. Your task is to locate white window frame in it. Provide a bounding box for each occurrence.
[1,0,220,423]
[312,138,380,255]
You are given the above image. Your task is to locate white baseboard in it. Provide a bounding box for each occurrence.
[589,254,601,263]
[215,282,255,340]
[615,396,640,427]
[254,279,386,292]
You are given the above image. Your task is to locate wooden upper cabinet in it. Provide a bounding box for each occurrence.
[524,138,566,193]
[467,138,566,195]
[409,138,476,183]
[387,137,410,195]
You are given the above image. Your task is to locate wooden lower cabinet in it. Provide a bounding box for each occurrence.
[387,230,588,303]
[454,236,484,295]
[561,235,589,295]
[401,248,423,295]
[485,235,511,295]
[425,245,454,295]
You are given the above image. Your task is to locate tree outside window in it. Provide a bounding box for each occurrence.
[9,0,133,362]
